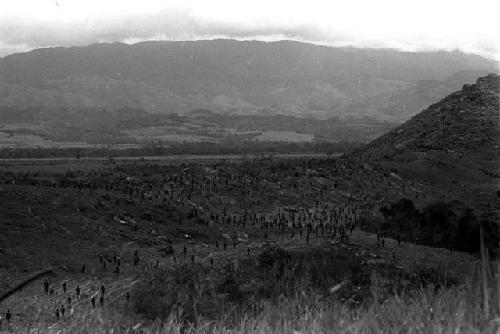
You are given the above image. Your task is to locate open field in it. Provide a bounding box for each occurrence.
[0,153,333,174]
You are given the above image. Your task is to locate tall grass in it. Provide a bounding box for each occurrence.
[13,246,498,334]
[19,279,498,334]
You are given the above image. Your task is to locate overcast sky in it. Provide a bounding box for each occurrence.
[1,0,499,60]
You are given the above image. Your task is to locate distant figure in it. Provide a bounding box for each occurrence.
[100,284,105,295]
[183,245,187,255]
[247,248,250,256]
[81,264,86,273]
[91,297,96,308]
[134,250,140,266]
[63,281,67,293]
[60,305,65,317]
[76,285,81,298]
[126,292,130,302]
[67,295,72,306]
[55,308,60,321]
[43,279,49,294]
[6,310,11,323]
[99,294,105,307]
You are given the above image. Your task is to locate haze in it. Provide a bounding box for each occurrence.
[1,0,499,60]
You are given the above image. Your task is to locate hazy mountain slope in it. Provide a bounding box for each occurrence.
[0,40,496,120]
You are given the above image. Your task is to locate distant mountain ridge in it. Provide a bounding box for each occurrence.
[0,40,497,121]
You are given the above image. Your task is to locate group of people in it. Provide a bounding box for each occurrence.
[43,278,89,322]
[0,157,421,328]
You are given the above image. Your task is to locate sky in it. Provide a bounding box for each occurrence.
[0,0,499,60]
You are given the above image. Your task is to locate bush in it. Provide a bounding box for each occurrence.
[133,264,223,323]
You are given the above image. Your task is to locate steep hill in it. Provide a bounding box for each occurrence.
[0,40,496,121]
[349,73,499,208]
[352,74,499,161]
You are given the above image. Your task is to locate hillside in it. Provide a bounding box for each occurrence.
[352,74,499,161]
[0,40,496,121]
[349,73,500,209]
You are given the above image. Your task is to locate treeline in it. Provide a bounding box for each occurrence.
[374,198,498,256]
[0,140,361,159]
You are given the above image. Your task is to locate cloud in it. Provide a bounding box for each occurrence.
[0,0,499,60]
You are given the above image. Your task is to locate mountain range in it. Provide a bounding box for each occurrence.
[0,40,497,122]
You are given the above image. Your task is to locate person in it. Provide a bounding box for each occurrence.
[67,295,72,306]
[247,248,250,256]
[5,310,11,323]
[60,305,65,317]
[63,281,67,293]
[43,278,49,294]
[100,284,105,295]
[55,308,60,321]
[134,250,140,266]
[126,292,130,302]
[76,285,81,299]
[99,294,105,307]
[91,297,96,308]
